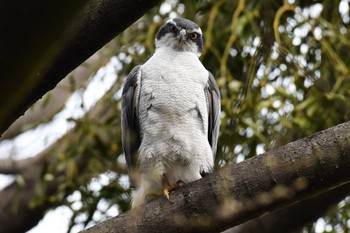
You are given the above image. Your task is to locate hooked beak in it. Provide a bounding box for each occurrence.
[177,29,186,44]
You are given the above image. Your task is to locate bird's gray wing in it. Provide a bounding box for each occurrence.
[206,72,221,156]
[121,65,141,188]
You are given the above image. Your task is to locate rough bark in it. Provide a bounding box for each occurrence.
[224,182,350,233]
[81,121,350,233]
[0,0,162,135]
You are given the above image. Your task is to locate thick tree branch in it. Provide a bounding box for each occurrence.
[224,182,350,233]
[1,41,116,140]
[0,0,162,135]
[0,0,89,135]
[81,121,350,233]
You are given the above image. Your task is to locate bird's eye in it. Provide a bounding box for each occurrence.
[190,33,198,40]
[169,25,177,32]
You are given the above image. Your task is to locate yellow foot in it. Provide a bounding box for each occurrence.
[163,180,186,199]
[146,179,186,201]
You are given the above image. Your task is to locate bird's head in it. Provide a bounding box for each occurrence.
[155,18,203,57]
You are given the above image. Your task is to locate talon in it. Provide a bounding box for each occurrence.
[163,188,170,199]
[162,180,186,198]
[161,175,186,200]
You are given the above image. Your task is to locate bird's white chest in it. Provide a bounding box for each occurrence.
[138,48,212,170]
[140,49,208,116]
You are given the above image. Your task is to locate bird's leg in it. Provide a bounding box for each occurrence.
[162,175,186,199]
[146,176,186,202]
[144,175,174,200]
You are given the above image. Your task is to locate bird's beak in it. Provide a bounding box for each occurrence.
[178,29,186,44]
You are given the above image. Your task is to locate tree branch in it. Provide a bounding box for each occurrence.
[224,182,350,233]
[0,0,162,135]
[0,157,37,175]
[0,67,127,232]
[1,41,117,140]
[81,121,350,233]
[0,123,125,232]
[0,147,53,233]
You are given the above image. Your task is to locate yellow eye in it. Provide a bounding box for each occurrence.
[170,25,177,32]
[190,33,198,40]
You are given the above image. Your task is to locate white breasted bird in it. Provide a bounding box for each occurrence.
[121,18,221,208]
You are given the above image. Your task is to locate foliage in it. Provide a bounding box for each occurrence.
[10,0,350,232]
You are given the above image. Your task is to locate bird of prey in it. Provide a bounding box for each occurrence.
[121,18,221,208]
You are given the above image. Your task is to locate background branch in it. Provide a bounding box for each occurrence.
[0,77,128,232]
[0,157,37,175]
[0,147,53,233]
